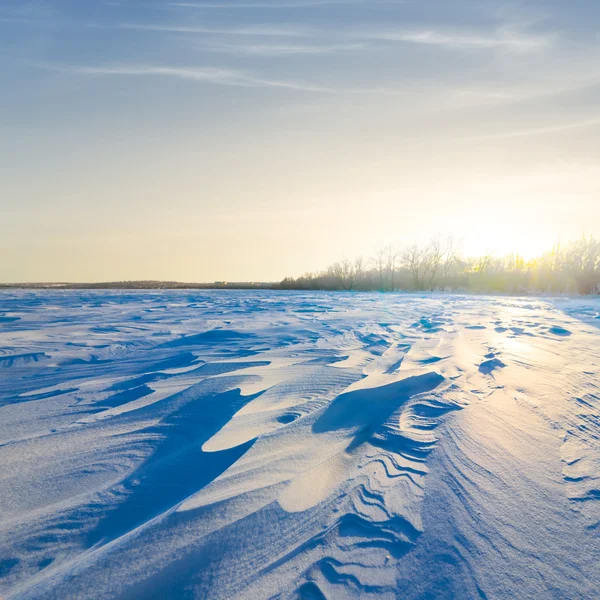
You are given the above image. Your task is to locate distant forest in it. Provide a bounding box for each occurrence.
[280,235,600,295]
[3,235,598,295]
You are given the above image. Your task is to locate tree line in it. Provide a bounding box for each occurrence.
[280,235,600,295]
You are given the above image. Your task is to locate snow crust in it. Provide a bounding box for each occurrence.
[0,291,599,599]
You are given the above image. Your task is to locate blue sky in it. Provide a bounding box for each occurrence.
[1,0,599,282]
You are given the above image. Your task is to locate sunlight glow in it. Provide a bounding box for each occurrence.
[462,221,556,260]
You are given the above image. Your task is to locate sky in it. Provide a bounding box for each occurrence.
[1,0,599,283]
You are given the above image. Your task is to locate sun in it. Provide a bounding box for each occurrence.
[461,218,556,260]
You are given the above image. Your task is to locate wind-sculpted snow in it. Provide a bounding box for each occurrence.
[0,291,599,599]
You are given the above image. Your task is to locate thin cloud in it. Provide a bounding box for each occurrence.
[195,40,366,55]
[359,28,550,51]
[119,22,315,37]
[52,63,433,96]
[466,118,600,141]
[120,21,550,53]
[65,64,335,92]
[58,60,581,102]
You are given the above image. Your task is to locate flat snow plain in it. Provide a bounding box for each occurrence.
[0,290,599,599]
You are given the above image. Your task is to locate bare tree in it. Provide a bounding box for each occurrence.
[280,233,599,295]
[442,236,462,280]
[353,256,365,288]
[425,236,445,290]
[475,253,491,274]
[566,235,600,294]
[384,245,398,291]
[342,259,355,291]
[372,247,387,290]
[551,241,562,272]
[402,244,427,290]
[329,259,355,291]
[402,238,447,291]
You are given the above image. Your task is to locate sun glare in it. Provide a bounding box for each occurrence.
[460,216,556,260]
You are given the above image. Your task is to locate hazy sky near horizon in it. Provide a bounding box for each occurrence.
[1,0,599,282]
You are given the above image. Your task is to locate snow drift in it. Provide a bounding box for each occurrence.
[0,290,598,599]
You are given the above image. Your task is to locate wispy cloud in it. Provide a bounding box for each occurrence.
[360,27,550,51]
[121,21,550,53]
[195,40,366,55]
[63,64,335,92]
[51,63,444,96]
[466,117,600,141]
[119,22,315,37]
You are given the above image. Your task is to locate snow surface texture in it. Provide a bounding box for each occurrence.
[0,291,599,600]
